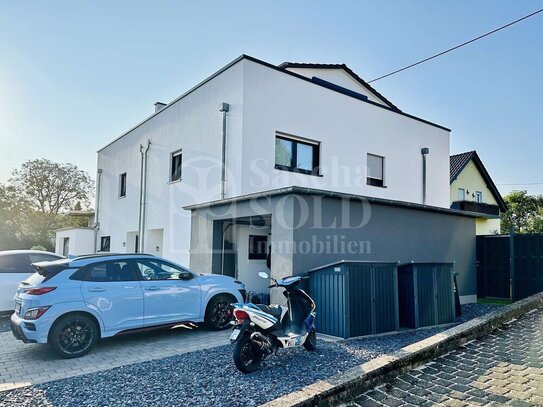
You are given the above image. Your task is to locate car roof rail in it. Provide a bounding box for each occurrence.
[72,253,156,261]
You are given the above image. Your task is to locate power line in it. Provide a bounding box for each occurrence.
[368,8,543,83]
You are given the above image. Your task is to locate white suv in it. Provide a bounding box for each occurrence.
[0,250,64,312]
[10,253,246,358]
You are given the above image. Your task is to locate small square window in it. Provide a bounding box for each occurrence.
[248,235,268,260]
[119,173,127,198]
[170,150,182,182]
[100,236,111,252]
[367,154,384,187]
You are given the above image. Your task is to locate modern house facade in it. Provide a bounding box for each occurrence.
[450,151,507,235]
[91,55,478,304]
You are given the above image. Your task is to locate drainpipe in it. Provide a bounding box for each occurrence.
[219,103,229,199]
[421,147,429,205]
[93,168,103,253]
[138,140,151,253]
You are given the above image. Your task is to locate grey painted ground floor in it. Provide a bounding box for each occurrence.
[343,307,543,407]
[187,188,478,304]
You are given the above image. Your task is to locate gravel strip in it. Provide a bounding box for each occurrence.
[0,303,502,407]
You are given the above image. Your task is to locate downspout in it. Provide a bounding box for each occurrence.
[421,147,429,205]
[219,103,229,199]
[93,168,103,253]
[138,140,151,253]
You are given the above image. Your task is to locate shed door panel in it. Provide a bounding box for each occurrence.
[416,264,436,327]
[348,265,373,337]
[373,264,397,333]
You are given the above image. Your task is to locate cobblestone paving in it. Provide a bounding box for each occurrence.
[345,308,543,407]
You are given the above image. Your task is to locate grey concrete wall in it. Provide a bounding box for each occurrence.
[189,192,477,302]
[291,195,477,299]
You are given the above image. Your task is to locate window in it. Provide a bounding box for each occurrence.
[119,173,127,198]
[170,150,182,182]
[275,134,320,175]
[458,188,466,201]
[248,235,268,260]
[0,254,33,274]
[367,154,385,187]
[475,191,483,203]
[134,259,193,280]
[84,261,136,282]
[62,237,70,257]
[100,236,111,252]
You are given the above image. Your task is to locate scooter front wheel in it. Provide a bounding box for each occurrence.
[233,333,263,373]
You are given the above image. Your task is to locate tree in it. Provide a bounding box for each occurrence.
[500,190,543,234]
[0,159,94,250]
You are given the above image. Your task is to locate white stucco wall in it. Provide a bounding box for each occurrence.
[96,61,245,266]
[96,57,451,268]
[283,67,389,106]
[241,59,451,208]
[55,228,95,256]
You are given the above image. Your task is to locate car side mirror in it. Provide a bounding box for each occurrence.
[178,271,194,280]
[258,272,269,279]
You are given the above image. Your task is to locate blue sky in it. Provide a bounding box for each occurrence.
[0,1,541,195]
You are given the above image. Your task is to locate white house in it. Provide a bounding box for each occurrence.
[88,55,479,303]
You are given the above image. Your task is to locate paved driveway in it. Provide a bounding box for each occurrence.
[0,318,230,392]
[347,308,543,406]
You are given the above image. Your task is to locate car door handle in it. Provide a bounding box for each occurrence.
[144,286,161,291]
[88,287,106,292]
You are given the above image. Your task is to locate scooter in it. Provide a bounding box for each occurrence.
[229,272,317,373]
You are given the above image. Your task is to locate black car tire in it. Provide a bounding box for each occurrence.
[205,295,234,330]
[49,314,99,358]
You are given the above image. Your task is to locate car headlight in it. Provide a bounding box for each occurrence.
[24,306,50,320]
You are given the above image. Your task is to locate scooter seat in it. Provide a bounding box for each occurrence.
[255,304,283,320]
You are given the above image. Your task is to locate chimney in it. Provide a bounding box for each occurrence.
[154,102,167,113]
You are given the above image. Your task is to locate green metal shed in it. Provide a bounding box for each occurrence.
[397,262,456,328]
[308,261,399,339]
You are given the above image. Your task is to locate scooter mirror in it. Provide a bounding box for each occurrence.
[258,272,269,279]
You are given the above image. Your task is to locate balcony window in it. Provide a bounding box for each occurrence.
[475,191,483,203]
[367,154,385,187]
[458,188,465,201]
[275,134,320,175]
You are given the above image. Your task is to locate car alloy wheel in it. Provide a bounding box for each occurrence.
[56,318,96,356]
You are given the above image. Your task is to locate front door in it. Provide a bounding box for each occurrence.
[80,260,144,332]
[133,259,201,327]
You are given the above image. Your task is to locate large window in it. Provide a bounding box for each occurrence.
[367,154,385,187]
[100,236,111,252]
[275,134,320,175]
[248,235,268,260]
[119,173,127,198]
[170,150,182,182]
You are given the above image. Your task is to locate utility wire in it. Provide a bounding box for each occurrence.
[368,8,543,83]
[497,182,543,186]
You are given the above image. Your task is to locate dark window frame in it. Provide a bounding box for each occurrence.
[274,134,320,176]
[170,150,183,182]
[248,235,268,260]
[134,258,195,281]
[100,236,111,252]
[366,153,385,187]
[119,173,127,198]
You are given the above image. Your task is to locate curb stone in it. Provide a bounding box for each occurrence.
[262,292,543,407]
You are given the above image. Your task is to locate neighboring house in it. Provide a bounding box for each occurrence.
[89,55,478,304]
[450,151,507,235]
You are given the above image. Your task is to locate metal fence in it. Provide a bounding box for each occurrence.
[476,233,543,301]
